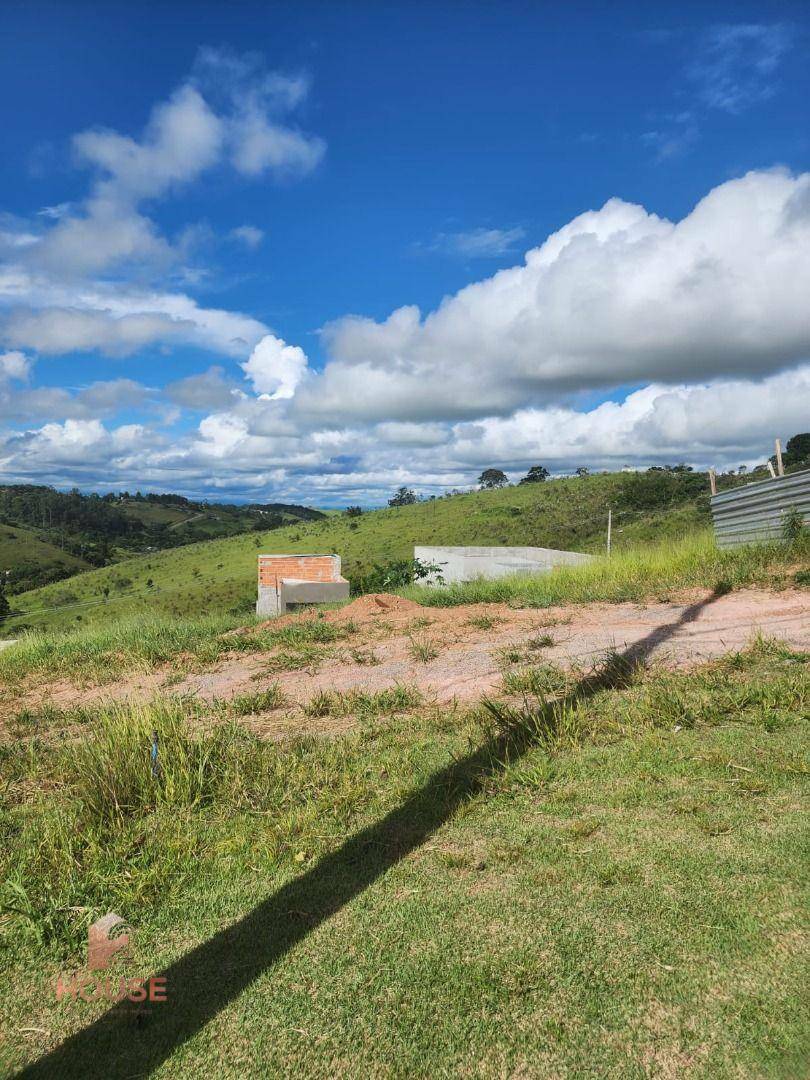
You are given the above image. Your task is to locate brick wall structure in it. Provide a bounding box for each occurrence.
[258,555,341,587]
[256,554,349,617]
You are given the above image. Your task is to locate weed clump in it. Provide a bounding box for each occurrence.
[408,636,439,663]
[302,685,422,719]
[227,685,286,716]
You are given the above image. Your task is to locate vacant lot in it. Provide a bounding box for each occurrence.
[1,576,807,1077]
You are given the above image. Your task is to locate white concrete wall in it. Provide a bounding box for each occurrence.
[414,545,593,586]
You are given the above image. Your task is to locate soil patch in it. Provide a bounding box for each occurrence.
[4,589,808,741]
[331,593,424,619]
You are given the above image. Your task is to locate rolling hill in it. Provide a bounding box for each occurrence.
[116,496,325,544]
[2,470,714,635]
[0,485,325,594]
[0,522,92,594]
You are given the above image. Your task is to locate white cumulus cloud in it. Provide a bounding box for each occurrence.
[2,168,809,503]
[297,170,810,422]
[241,334,309,399]
[0,50,324,364]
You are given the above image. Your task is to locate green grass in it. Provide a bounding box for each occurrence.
[7,701,98,737]
[501,661,572,697]
[301,684,422,719]
[116,500,192,526]
[406,531,809,607]
[226,686,286,716]
[0,640,807,1077]
[0,612,246,686]
[465,613,504,630]
[1,469,715,634]
[0,612,357,687]
[407,635,440,662]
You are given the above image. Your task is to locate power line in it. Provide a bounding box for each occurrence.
[0,584,170,622]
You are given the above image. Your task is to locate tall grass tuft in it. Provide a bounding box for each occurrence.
[70,699,248,823]
[1,694,403,954]
[302,684,422,719]
[227,685,286,716]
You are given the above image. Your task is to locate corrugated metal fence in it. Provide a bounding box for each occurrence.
[710,468,810,547]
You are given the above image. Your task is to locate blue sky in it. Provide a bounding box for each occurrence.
[0,1,808,504]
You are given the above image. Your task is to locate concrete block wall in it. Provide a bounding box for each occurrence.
[414,545,593,587]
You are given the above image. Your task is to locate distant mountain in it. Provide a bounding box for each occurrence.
[0,485,325,593]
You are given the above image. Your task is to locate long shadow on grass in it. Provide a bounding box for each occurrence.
[18,590,723,1078]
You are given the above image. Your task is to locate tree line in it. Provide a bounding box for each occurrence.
[370,432,810,508]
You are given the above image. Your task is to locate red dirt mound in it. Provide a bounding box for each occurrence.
[243,592,424,634]
[333,593,424,619]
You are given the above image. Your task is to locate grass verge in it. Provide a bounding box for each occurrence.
[3,533,805,692]
[0,613,355,687]
[405,531,809,607]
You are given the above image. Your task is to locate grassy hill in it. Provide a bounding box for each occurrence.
[0,485,325,595]
[0,522,91,593]
[116,497,324,541]
[2,470,715,635]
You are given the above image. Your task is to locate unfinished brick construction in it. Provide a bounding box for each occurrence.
[256,554,350,617]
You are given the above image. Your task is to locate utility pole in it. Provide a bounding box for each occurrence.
[606,507,612,558]
[775,438,785,477]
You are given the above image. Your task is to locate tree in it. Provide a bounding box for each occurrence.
[388,486,416,507]
[478,468,508,489]
[784,432,810,468]
[0,575,9,620]
[647,463,692,473]
[345,505,363,517]
[519,465,549,484]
